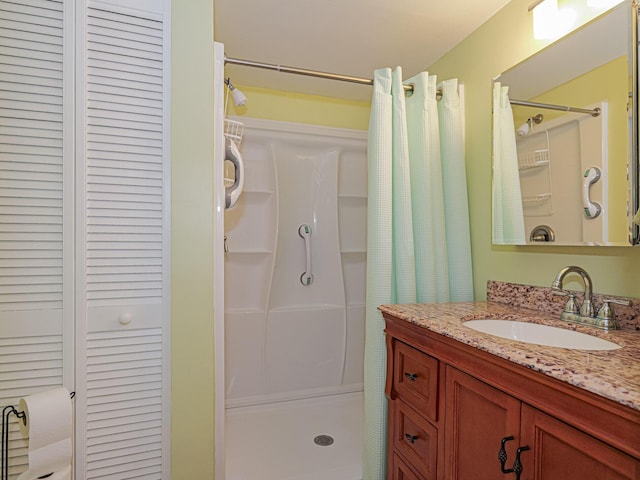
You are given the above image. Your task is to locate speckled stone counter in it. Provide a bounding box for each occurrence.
[379,292,640,411]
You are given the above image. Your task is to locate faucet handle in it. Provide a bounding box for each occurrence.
[600,298,631,307]
[595,298,629,331]
[551,289,580,314]
[553,290,579,314]
[563,293,579,314]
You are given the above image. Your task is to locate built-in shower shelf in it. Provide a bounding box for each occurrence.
[340,249,366,254]
[346,302,366,308]
[522,192,552,205]
[268,304,346,313]
[226,249,273,255]
[225,307,266,315]
[338,193,368,199]
[243,189,275,195]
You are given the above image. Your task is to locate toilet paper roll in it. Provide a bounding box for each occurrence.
[18,387,72,480]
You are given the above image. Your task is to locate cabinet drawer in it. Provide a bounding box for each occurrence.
[392,453,425,480]
[393,399,438,479]
[393,340,439,421]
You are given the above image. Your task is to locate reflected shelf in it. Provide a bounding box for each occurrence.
[522,192,552,205]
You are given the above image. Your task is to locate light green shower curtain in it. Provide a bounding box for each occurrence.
[364,68,473,479]
[492,82,526,244]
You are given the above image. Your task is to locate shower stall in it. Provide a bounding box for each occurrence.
[222,118,367,480]
[213,41,368,478]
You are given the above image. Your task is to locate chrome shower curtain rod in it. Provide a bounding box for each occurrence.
[225,55,444,97]
[510,98,601,117]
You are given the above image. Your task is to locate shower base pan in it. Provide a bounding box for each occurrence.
[225,391,363,480]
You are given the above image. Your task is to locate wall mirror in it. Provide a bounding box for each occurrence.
[492,0,639,246]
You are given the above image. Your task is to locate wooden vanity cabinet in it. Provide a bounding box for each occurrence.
[384,313,640,480]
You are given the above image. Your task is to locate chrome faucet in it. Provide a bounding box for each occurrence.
[551,266,627,331]
[551,265,594,317]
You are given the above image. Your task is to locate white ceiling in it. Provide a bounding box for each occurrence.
[214,0,512,101]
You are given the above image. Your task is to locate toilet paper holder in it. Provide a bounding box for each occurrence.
[1,391,74,480]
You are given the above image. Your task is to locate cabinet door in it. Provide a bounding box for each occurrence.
[521,405,640,480]
[445,366,521,480]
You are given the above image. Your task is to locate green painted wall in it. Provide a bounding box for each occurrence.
[226,85,371,130]
[171,0,216,478]
[429,0,640,298]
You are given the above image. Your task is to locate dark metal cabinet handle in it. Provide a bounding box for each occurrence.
[404,433,419,444]
[499,436,515,473]
[404,372,418,381]
[513,446,530,480]
[498,436,530,479]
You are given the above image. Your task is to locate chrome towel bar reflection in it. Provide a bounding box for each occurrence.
[510,98,601,117]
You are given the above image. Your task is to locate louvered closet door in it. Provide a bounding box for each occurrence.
[0,1,73,479]
[76,1,170,479]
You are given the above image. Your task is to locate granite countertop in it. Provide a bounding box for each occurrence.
[379,300,640,411]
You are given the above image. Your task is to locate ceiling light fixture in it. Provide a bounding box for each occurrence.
[586,0,624,8]
[530,0,577,40]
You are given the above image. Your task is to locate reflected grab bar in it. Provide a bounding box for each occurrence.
[298,224,313,286]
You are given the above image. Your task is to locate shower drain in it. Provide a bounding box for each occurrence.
[313,434,334,446]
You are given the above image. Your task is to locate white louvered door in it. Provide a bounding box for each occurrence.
[0,0,170,479]
[0,1,73,478]
[75,1,170,479]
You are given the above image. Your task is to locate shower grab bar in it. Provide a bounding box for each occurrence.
[298,224,314,286]
[225,136,245,209]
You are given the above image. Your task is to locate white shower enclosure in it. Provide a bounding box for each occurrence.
[212,77,368,477]
[224,118,367,407]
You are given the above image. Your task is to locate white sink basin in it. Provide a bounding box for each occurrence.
[463,319,620,351]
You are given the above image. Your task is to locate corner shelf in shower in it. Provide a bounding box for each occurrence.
[243,189,275,195]
[518,149,550,170]
[225,307,266,315]
[522,192,552,205]
[226,249,273,254]
[338,193,368,199]
[338,194,367,254]
[268,304,348,313]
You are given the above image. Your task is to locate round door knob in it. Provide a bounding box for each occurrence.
[119,312,133,325]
